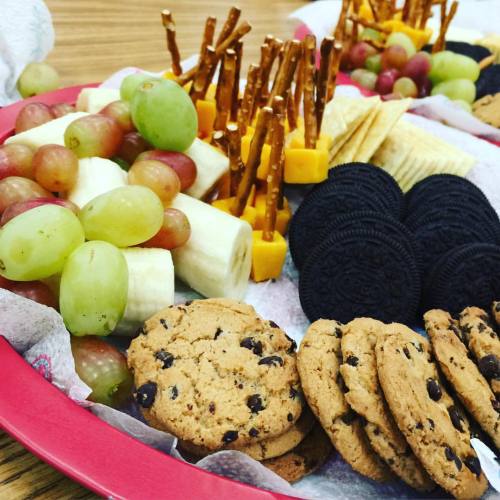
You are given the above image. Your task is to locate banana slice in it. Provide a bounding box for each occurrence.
[115,247,175,335]
[171,193,252,300]
[76,88,121,113]
[184,138,229,200]
[68,157,127,208]
[5,112,89,149]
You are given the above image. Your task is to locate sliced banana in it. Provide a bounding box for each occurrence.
[76,88,121,113]
[68,157,127,208]
[5,112,89,149]
[171,193,252,299]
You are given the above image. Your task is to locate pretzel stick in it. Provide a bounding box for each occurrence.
[231,107,273,216]
[161,10,182,76]
[263,98,286,242]
[237,63,260,136]
[335,0,351,40]
[252,44,276,119]
[214,49,237,132]
[327,40,343,102]
[402,0,410,22]
[432,0,457,53]
[176,21,252,86]
[302,35,317,149]
[263,39,283,105]
[293,55,304,118]
[211,130,227,152]
[268,40,302,104]
[189,45,217,104]
[479,53,495,70]
[419,0,434,29]
[216,6,241,46]
[367,0,380,21]
[226,123,244,196]
[231,41,243,123]
[347,13,391,33]
[316,36,334,137]
[198,16,217,64]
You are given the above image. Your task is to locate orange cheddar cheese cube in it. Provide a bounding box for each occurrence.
[288,131,332,152]
[196,100,216,139]
[284,148,329,184]
[212,197,257,228]
[251,231,287,282]
[241,134,272,181]
[254,194,291,235]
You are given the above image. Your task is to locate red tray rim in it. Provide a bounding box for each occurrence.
[0,85,295,500]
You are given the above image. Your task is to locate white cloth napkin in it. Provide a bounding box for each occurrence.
[0,0,54,106]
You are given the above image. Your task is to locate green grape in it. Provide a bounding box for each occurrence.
[386,32,416,58]
[0,205,84,281]
[365,54,382,74]
[360,28,383,42]
[351,69,378,90]
[17,62,60,98]
[429,51,480,85]
[431,78,476,104]
[60,241,128,336]
[393,77,418,98]
[131,79,197,152]
[120,73,158,102]
[79,185,164,247]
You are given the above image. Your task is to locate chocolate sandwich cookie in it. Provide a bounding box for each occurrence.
[128,299,302,451]
[289,177,393,269]
[297,319,392,481]
[376,323,488,499]
[425,309,500,449]
[476,65,500,100]
[422,243,500,313]
[299,229,420,324]
[340,318,434,491]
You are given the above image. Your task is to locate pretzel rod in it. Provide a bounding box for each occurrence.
[161,10,182,76]
[302,35,317,149]
[176,20,251,86]
[189,45,217,104]
[479,53,496,70]
[198,16,217,64]
[326,40,343,102]
[252,44,276,119]
[419,0,434,29]
[335,0,351,40]
[433,0,457,53]
[347,13,392,34]
[237,63,260,136]
[268,40,302,104]
[263,97,286,242]
[215,6,241,47]
[214,49,237,132]
[226,123,244,196]
[231,41,243,123]
[316,36,334,138]
[231,107,273,216]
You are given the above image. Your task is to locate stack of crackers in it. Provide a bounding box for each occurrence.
[323,96,477,191]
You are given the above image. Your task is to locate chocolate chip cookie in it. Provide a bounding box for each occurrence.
[128,299,302,451]
[376,323,488,499]
[297,319,392,482]
[459,306,500,397]
[262,423,332,483]
[425,309,500,449]
[339,318,434,491]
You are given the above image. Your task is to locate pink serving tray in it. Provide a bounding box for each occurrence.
[0,84,293,500]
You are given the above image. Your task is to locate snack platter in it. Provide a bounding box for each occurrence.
[1,3,500,499]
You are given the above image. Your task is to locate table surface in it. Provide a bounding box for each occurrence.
[0,0,307,498]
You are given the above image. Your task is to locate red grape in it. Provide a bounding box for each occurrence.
[137,150,197,191]
[348,42,378,69]
[64,114,124,158]
[418,76,432,98]
[33,144,79,192]
[15,103,55,133]
[100,100,134,133]
[1,197,79,226]
[0,144,34,180]
[51,103,76,118]
[381,45,408,71]
[8,281,58,309]
[0,177,53,214]
[143,208,191,250]
[117,131,150,165]
[0,276,13,289]
[128,160,180,205]
[375,69,400,95]
[71,336,133,408]
[402,52,431,84]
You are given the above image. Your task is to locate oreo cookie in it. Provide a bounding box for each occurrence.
[289,178,393,269]
[319,210,422,274]
[328,162,404,218]
[299,229,420,324]
[475,65,500,101]
[412,215,499,273]
[422,243,500,314]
